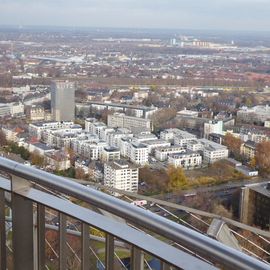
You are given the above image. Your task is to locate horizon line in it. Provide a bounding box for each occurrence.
[0,24,270,35]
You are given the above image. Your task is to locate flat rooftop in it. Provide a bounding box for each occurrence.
[108,160,138,170]
[78,101,157,112]
[245,182,270,198]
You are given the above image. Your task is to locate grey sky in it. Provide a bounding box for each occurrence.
[0,0,269,31]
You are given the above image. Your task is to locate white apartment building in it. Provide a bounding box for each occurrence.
[174,134,197,148]
[0,102,24,117]
[1,127,24,142]
[133,91,149,102]
[106,128,133,148]
[186,140,204,152]
[10,102,24,116]
[168,151,202,169]
[237,105,270,123]
[239,132,269,143]
[265,120,270,128]
[160,128,179,142]
[104,160,139,193]
[127,142,149,166]
[141,139,171,154]
[45,131,78,149]
[102,147,121,162]
[198,139,229,163]
[100,127,115,141]
[108,113,152,133]
[0,104,11,117]
[74,141,108,160]
[87,102,157,119]
[28,142,54,156]
[133,132,157,143]
[177,109,199,117]
[160,128,197,147]
[29,121,77,139]
[85,118,107,138]
[119,137,132,157]
[85,118,96,132]
[204,120,223,139]
[71,134,99,154]
[155,146,185,162]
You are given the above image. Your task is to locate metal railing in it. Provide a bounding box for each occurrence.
[0,156,269,270]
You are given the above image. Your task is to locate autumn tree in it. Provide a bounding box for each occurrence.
[223,133,242,160]
[75,167,87,180]
[151,108,177,131]
[30,150,45,167]
[65,147,76,166]
[255,141,270,174]
[150,85,157,92]
[167,166,188,191]
[139,166,169,193]
[8,142,30,160]
[249,157,257,169]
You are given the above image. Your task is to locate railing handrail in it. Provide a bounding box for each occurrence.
[0,157,269,270]
[0,176,210,270]
[74,178,270,238]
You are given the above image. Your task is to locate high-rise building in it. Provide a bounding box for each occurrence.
[51,81,75,121]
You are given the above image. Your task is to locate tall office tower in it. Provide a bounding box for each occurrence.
[51,81,75,121]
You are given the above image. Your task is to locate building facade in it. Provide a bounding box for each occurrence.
[108,113,152,133]
[240,182,270,230]
[51,81,75,121]
[168,151,202,169]
[104,160,139,193]
[240,140,256,160]
[199,139,229,163]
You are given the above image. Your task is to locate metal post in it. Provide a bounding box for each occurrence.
[81,223,90,270]
[12,194,34,270]
[37,204,46,270]
[59,213,67,270]
[0,189,6,270]
[131,246,144,270]
[11,175,34,270]
[105,234,114,270]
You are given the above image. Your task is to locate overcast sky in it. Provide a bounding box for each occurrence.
[0,0,269,31]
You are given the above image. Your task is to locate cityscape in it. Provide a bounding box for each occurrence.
[0,1,270,270]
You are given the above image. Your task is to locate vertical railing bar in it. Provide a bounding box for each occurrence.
[81,223,90,270]
[12,193,34,270]
[105,234,114,270]
[131,246,144,270]
[0,189,6,270]
[37,204,46,270]
[59,213,67,270]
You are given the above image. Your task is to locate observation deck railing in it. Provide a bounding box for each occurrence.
[0,157,269,270]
